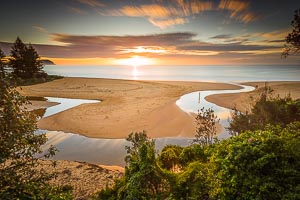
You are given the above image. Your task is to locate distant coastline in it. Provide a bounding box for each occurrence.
[41,59,55,65]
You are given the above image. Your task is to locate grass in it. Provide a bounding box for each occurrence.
[16,75,63,86]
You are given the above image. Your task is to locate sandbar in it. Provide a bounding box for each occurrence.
[19,77,241,138]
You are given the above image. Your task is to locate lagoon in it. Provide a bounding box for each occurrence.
[39,65,298,166]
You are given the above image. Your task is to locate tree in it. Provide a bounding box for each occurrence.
[0,81,71,199]
[228,85,300,136]
[0,48,6,78]
[158,145,183,171]
[194,107,219,146]
[9,37,45,79]
[23,44,44,78]
[98,131,168,199]
[170,161,209,199]
[9,37,27,78]
[283,9,300,57]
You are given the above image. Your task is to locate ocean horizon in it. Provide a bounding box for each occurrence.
[44,65,300,82]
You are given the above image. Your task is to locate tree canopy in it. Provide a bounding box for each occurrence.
[9,37,46,79]
[283,9,300,57]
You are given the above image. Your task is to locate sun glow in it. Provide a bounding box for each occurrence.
[115,56,154,67]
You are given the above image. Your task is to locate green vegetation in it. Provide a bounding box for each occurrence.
[0,81,72,199]
[208,123,300,200]
[97,92,300,199]
[0,38,68,199]
[0,37,62,86]
[9,37,45,79]
[283,9,300,57]
[194,107,219,146]
[228,85,300,136]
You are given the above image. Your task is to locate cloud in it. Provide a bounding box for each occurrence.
[0,31,283,59]
[106,1,213,29]
[51,32,196,47]
[77,0,105,7]
[111,4,182,18]
[210,34,232,39]
[174,0,214,15]
[218,0,249,13]
[67,6,87,14]
[33,26,48,33]
[178,42,281,52]
[102,0,258,29]
[233,12,257,23]
[218,0,258,23]
[190,1,214,14]
[107,4,186,29]
[148,17,188,29]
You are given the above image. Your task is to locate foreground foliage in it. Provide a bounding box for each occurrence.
[283,9,300,57]
[209,123,300,199]
[0,80,72,199]
[97,91,300,199]
[97,122,299,200]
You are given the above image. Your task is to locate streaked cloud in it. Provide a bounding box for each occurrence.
[33,26,48,33]
[210,34,232,40]
[105,1,214,29]
[0,31,284,61]
[218,0,258,23]
[103,0,258,29]
[149,17,188,29]
[67,6,87,15]
[218,0,249,13]
[77,0,105,8]
[51,32,196,47]
[107,4,186,29]
[190,1,214,14]
[110,4,182,18]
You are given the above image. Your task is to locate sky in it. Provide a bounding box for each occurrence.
[0,0,299,66]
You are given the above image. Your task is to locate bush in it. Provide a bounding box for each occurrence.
[209,122,300,199]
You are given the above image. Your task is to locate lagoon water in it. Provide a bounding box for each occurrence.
[41,65,299,166]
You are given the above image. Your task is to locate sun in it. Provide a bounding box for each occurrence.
[115,56,154,67]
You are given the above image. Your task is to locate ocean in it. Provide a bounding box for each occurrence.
[44,65,300,82]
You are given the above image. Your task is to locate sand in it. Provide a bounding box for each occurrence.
[19,77,241,138]
[206,81,300,112]
[37,159,123,199]
[26,100,59,111]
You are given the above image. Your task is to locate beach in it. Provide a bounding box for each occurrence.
[206,81,300,112]
[19,77,241,138]
[37,160,123,199]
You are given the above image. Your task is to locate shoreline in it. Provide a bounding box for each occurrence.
[20,77,241,139]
